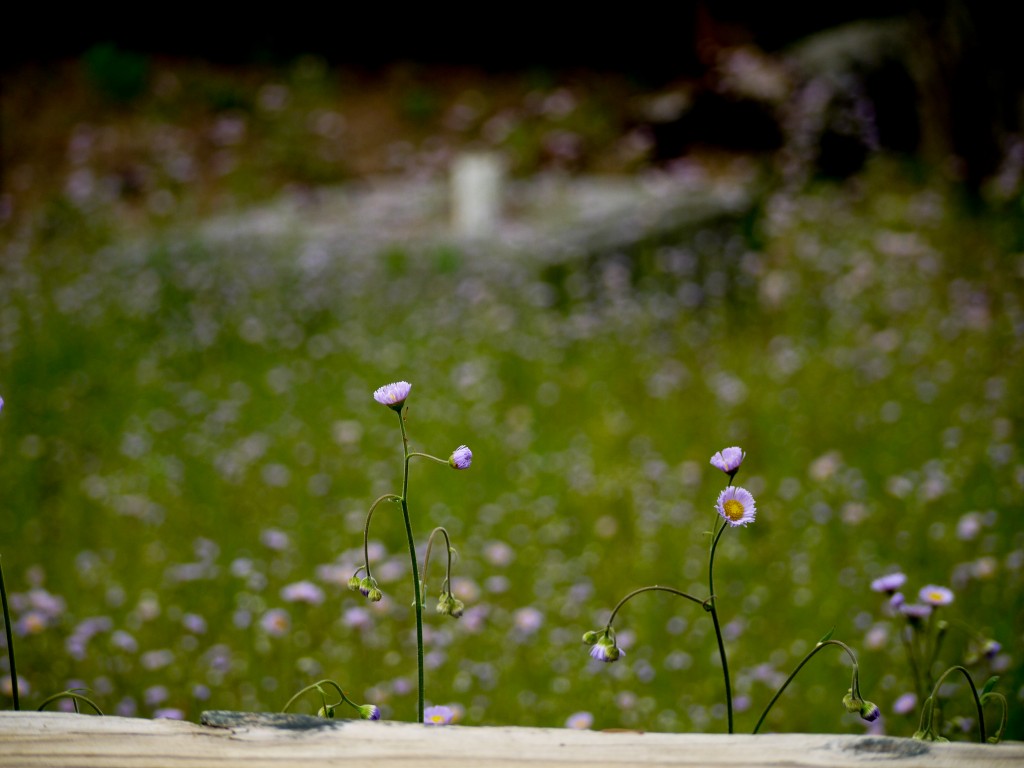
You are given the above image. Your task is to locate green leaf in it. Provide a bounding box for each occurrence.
[817,626,836,644]
[981,676,1000,697]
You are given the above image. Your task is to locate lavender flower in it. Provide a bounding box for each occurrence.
[373,381,411,411]
[918,585,954,606]
[899,603,932,623]
[565,711,594,729]
[715,486,757,527]
[281,580,325,605]
[260,608,291,637]
[892,693,917,715]
[448,445,473,469]
[589,634,624,663]
[710,446,745,475]
[424,705,455,725]
[870,572,906,594]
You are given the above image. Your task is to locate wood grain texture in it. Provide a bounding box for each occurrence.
[1,711,1021,767]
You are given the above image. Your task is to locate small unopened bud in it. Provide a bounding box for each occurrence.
[348,574,362,592]
[358,704,381,721]
[582,630,600,646]
[358,576,375,597]
[367,587,383,602]
[318,705,336,718]
[860,700,881,722]
[843,689,862,714]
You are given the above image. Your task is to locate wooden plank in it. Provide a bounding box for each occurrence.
[0,711,1021,768]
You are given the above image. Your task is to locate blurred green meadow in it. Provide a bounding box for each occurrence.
[1,56,1023,740]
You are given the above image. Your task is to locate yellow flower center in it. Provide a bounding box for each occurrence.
[429,714,446,724]
[723,499,745,521]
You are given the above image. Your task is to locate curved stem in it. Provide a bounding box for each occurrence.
[362,494,402,581]
[37,690,103,715]
[605,585,707,629]
[282,679,352,715]
[753,639,860,734]
[708,518,733,733]
[0,557,18,711]
[397,410,425,724]
[422,527,453,598]
[983,692,1007,743]
[927,665,986,743]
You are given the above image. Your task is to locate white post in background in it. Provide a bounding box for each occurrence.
[451,152,503,238]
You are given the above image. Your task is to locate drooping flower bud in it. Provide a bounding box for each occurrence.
[358,704,381,720]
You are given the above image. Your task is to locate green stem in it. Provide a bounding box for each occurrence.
[708,518,733,733]
[0,557,18,711]
[925,665,987,743]
[422,527,454,597]
[900,624,924,702]
[983,692,1007,743]
[282,679,355,715]
[397,410,425,724]
[753,639,860,734]
[407,452,449,466]
[37,690,103,715]
[361,494,402,582]
[605,585,707,629]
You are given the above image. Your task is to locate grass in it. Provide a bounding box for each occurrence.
[0,57,1021,740]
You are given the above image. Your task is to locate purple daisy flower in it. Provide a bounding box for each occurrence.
[715,486,757,527]
[448,445,473,469]
[565,711,594,729]
[373,381,411,411]
[280,580,325,605]
[899,603,932,622]
[870,572,907,594]
[710,446,745,475]
[892,693,917,715]
[260,608,291,637]
[918,585,954,606]
[424,705,455,725]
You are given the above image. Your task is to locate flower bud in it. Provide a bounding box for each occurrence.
[348,574,363,592]
[358,576,375,597]
[358,704,381,721]
[582,630,600,645]
[448,445,472,469]
[860,700,881,722]
[367,587,383,602]
[318,705,336,718]
[843,689,862,714]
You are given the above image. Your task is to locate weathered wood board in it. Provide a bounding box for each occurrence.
[0,711,1021,767]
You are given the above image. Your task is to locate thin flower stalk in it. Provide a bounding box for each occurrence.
[753,638,868,734]
[282,679,379,720]
[360,494,402,586]
[914,665,987,744]
[36,689,103,715]
[0,556,18,711]
[708,517,734,733]
[397,409,426,724]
